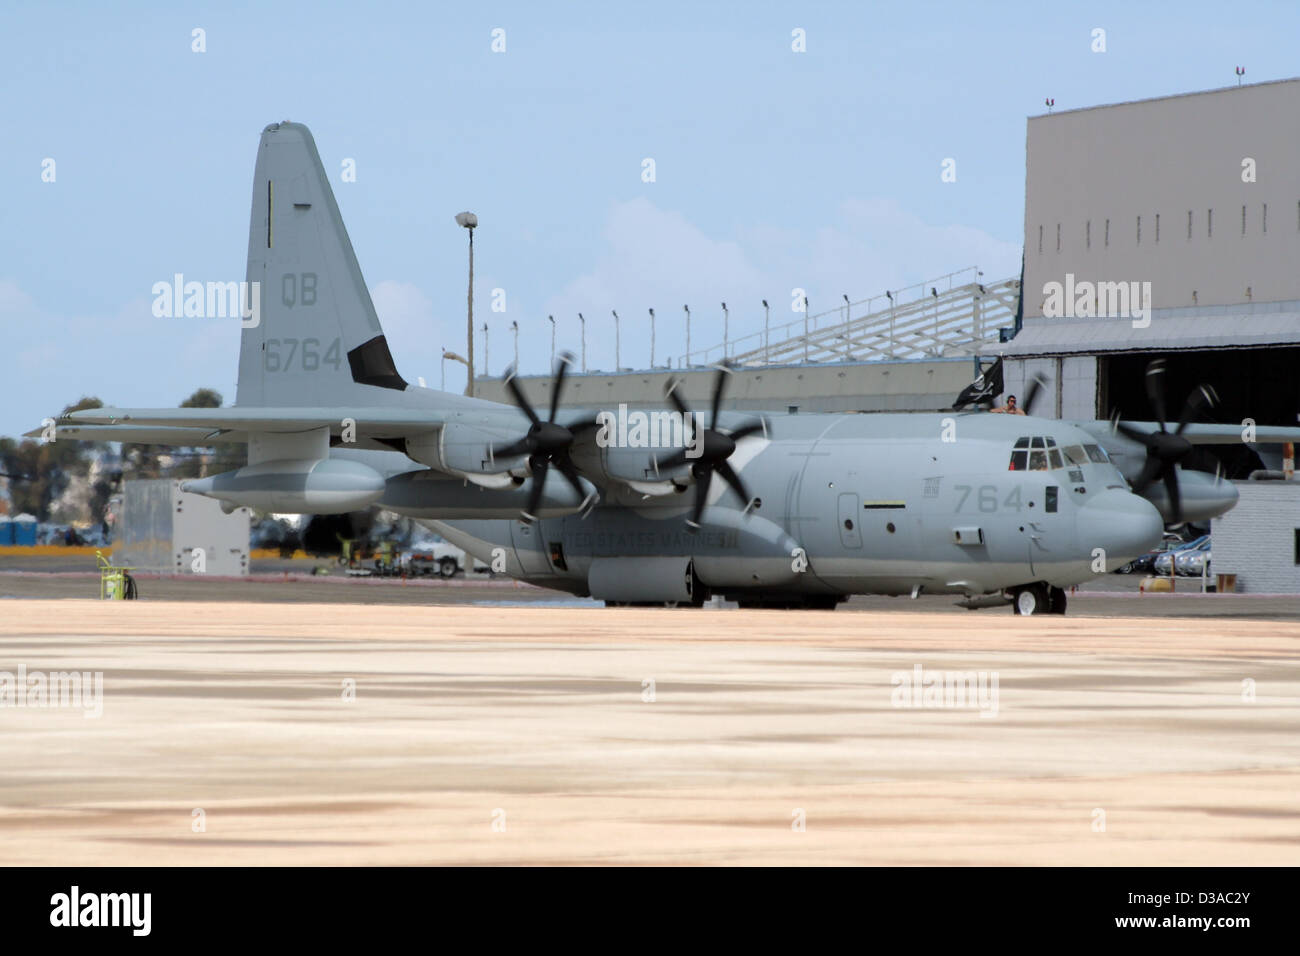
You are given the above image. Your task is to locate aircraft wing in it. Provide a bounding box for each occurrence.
[1073,420,1300,445]
[63,406,450,435]
[22,423,250,444]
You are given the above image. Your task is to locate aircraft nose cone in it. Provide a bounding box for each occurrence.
[1077,489,1165,570]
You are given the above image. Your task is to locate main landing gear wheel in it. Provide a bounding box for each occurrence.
[1011,583,1067,615]
[1012,583,1049,615]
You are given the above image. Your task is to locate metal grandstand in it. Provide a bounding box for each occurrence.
[677,267,1020,367]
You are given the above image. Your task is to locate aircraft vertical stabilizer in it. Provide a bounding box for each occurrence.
[236,121,406,407]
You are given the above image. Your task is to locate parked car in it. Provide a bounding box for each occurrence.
[1175,538,1212,576]
[1153,535,1209,576]
[1115,533,1184,574]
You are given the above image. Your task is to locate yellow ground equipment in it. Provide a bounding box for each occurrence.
[97,550,139,600]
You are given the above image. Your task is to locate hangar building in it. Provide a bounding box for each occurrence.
[996,77,1300,479]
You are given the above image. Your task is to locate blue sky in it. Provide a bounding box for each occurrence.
[2,0,1296,435]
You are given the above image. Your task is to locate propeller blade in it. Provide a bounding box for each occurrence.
[1022,375,1047,416]
[1175,384,1218,436]
[548,352,573,423]
[522,457,548,523]
[503,367,541,427]
[714,458,752,508]
[726,420,766,442]
[1161,466,1183,525]
[1131,455,1163,494]
[554,454,588,502]
[1114,422,1157,448]
[709,363,733,428]
[1144,360,1168,432]
[564,416,600,434]
[664,378,692,420]
[688,467,713,529]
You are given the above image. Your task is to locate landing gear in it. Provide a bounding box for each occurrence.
[1011,583,1068,615]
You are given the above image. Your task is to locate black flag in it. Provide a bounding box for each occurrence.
[952,358,1003,410]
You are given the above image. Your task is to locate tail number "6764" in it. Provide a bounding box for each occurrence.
[263,337,342,372]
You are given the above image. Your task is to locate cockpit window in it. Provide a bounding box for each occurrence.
[1062,444,1090,466]
[1010,436,1085,471]
[1084,444,1109,463]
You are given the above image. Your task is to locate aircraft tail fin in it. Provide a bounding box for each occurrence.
[236,121,407,407]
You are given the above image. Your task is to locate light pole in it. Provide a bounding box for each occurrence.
[886,289,894,356]
[578,313,586,371]
[842,294,850,360]
[683,304,691,366]
[481,322,489,376]
[762,299,769,359]
[721,302,729,358]
[648,308,655,367]
[931,287,939,353]
[803,295,809,363]
[455,212,478,396]
[548,315,556,362]
[511,320,519,368]
[442,348,469,392]
[612,309,620,371]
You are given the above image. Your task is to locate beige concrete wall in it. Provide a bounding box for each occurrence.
[474,359,980,414]
[1023,78,1300,318]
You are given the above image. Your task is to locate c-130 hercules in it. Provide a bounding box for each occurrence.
[43,122,1300,615]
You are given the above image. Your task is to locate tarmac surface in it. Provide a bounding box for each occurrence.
[1,585,1298,865]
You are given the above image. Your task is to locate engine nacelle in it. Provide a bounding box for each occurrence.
[568,429,682,493]
[181,458,385,514]
[382,468,595,519]
[405,422,525,488]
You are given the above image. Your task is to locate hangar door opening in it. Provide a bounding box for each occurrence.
[1100,347,1300,479]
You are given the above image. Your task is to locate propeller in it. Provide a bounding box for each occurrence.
[1020,374,1047,416]
[1111,359,1218,525]
[655,363,768,530]
[491,352,597,523]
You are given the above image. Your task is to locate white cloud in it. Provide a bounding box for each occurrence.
[536,197,1021,370]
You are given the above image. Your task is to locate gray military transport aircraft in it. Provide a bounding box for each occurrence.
[38,121,1300,614]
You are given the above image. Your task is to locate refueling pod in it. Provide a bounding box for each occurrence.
[181,458,385,514]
